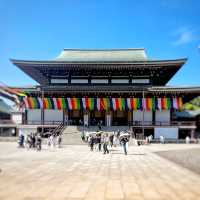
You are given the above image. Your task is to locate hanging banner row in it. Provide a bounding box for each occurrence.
[23,97,183,111]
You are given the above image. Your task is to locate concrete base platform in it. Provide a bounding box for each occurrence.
[0,143,200,200]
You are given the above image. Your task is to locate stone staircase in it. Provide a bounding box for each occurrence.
[61,126,85,145]
[61,126,131,145]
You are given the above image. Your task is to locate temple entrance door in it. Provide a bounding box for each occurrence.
[112,111,128,126]
[90,111,105,126]
[68,110,83,125]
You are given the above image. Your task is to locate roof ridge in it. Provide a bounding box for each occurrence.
[63,48,145,51]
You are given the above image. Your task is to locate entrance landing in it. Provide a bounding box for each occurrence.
[0,143,200,200]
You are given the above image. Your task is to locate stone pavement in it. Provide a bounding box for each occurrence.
[0,142,200,200]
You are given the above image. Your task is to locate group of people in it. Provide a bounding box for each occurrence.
[18,131,62,151]
[18,132,42,151]
[82,130,130,155]
[47,134,62,148]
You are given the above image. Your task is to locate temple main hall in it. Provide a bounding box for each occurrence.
[10,48,200,139]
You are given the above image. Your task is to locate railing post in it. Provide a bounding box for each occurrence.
[41,88,44,134]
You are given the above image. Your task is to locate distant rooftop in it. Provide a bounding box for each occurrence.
[0,99,13,114]
[55,48,148,62]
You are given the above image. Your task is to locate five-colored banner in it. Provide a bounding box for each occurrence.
[23,97,183,111]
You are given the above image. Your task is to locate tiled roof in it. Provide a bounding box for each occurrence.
[0,99,13,114]
[55,48,148,62]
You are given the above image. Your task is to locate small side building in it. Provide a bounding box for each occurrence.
[0,99,17,136]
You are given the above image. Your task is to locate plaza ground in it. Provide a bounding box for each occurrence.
[0,143,200,200]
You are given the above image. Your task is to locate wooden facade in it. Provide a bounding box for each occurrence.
[10,49,200,138]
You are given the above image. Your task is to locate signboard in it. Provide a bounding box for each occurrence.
[154,127,178,139]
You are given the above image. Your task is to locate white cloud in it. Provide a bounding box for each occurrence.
[172,27,197,46]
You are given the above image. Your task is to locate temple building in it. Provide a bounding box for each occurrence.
[10,49,200,139]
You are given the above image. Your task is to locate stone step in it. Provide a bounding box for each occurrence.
[61,126,133,145]
[62,133,85,145]
[0,136,18,142]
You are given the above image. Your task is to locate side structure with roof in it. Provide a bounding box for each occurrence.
[10,48,200,139]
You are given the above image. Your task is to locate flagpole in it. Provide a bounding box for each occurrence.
[41,87,44,135]
[142,90,145,139]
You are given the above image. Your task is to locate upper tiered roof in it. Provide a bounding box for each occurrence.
[55,48,148,62]
[10,48,187,86]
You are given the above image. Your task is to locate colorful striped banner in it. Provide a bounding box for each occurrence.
[118,98,122,111]
[132,98,137,110]
[22,97,183,111]
[82,97,95,110]
[146,98,152,111]
[89,98,94,110]
[37,98,43,109]
[103,98,110,111]
[71,97,80,110]
[127,98,132,110]
[100,98,105,111]
[166,97,171,110]
[121,98,126,111]
[97,98,101,111]
[82,98,86,110]
[67,98,72,110]
[173,97,183,110]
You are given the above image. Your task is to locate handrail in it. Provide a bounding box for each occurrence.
[50,122,64,136]
[130,121,196,126]
[25,120,196,127]
[27,121,63,125]
[0,119,15,124]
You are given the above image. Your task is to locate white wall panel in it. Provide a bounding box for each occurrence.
[71,79,88,83]
[155,127,178,139]
[91,79,108,84]
[27,109,41,123]
[156,110,170,122]
[111,79,129,83]
[44,109,63,122]
[133,111,152,122]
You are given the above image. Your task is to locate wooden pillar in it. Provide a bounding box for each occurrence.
[152,110,155,125]
[142,91,145,136]
[63,109,65,124]
[24,109,27,124]
[105,111,112,126]
[41,89,44,133]
[128,110,132,126]
[83,111,89,127]
[190,129,195,140]
[64,110,69,125]
[0,127,3,136]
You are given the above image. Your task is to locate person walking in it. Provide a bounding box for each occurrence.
[113,133,118,147]
[50,134,55,148]
[81,131,85,141]
[160,135,165,144]
[89,135,95,151]
[148,135,153,144]
[109,133,114,148]
[57,134,62,148]
[103,133,109,154]
[36,133,42,151]
[96,133,102,151]
[120,136,129,155]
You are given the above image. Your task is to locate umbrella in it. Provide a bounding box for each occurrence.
[119,132,130,139]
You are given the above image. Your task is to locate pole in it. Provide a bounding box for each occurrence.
[142,90,145,139]
[41,88,44,134]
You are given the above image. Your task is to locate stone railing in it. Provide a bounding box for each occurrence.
[129,121,196,127]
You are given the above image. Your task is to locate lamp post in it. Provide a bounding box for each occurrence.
[41,87,44,134]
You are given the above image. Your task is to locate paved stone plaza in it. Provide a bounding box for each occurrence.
[0,143,200,200]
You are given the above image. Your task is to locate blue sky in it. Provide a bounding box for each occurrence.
[0,0,200,87]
